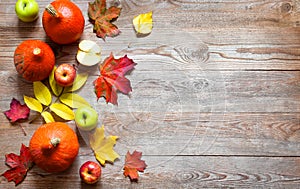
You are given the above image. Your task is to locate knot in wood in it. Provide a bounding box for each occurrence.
[281,2,292,13]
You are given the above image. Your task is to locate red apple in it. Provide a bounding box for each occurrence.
[54,64,76,87]
[79,161,101,184]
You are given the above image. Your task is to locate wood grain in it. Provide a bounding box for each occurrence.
[1,156,300,188]
[0,0,299,188]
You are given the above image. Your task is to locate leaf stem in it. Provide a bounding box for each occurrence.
[17,123,27,136]
[29,87,66,124]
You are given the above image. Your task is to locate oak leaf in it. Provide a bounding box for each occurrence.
[1,144,34,186]
[90,125,119,165]
[123,150,147,181]
[88,0,121,40]
[4,98,30,123]
[94,53,137,105]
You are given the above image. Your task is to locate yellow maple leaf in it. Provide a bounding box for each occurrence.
[132,11,153,34]
[90,125,119,165]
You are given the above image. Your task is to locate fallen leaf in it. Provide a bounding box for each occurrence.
[1,144,34,186]
[34,81,52,106]
[59,93,91,108]
[90,125,119,165]
[65,72,89,92]
[24,96,43,113]
[88,0,121,40]
[4,98,30,123]
[41,111,55,123]
[49,66,63,96]
[133,11,153,34]
[94,53,137,105]
[123,150,147,181]
[49,103,75,120]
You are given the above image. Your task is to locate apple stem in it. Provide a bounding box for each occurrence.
[45,4,59,18]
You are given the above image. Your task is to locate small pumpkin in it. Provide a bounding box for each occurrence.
[29,122,79,173]
[14,40,55,82]
[42,0,85,45]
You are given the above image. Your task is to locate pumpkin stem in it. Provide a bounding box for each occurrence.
[33,48,41,55]
[50,138,61,147]
[42,137,61,153]
[45,4,59,18]
[33,47,43,60]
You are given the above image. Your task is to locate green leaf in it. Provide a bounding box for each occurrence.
[49,66,63,96]
[59,93,91,108]
[41,111,55,123]
[49,103,75,120]
[34,81,52,106]
[65,73,88,92]
[24,96,43,113]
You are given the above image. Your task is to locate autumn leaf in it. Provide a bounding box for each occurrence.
[65,73,89,92]
[133,11,153,34]
[49,66,63,96]
[49,103,75,120]
[1,144,34,186]
[41,111,55,123]
[34,81,52,106]
[123,150,147,181]
[4,98,30,123]
[94,53,137,105]
[88,0,121,40]
[90,125,119,165]
[59,93,91,108]
[24,96,43,113]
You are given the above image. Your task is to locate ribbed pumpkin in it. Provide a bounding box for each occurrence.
[29,122,79,173]
[42,0,85,45]
[14,40,55,82]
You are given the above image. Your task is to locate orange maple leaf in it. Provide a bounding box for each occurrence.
[123,150,147,181]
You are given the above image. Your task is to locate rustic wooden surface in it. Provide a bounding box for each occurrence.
[0,0,300,188]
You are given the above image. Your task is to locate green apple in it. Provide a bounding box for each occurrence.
[75,106,98,131]
[15,0,39,22]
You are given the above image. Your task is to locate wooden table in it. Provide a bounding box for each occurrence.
[1,0,300,188]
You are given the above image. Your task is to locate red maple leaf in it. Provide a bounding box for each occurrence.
[4,98,30,123]
[88,0,121,40]
[94,53,137,105]
[2,144,34,186]
[123,150,147,181]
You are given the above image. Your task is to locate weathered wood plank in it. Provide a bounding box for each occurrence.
[0,0,299,188]
[1,1,300,72]
[0,112,298,156]
[2,26,300,71]
[1,70,299,113]
[1,155,300,188]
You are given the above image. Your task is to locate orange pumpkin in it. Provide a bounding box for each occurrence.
[29,122,79,173]
[14,40,55,82]
[42,0,85,45]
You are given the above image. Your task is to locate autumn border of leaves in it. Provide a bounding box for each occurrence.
[2,0,153,185]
